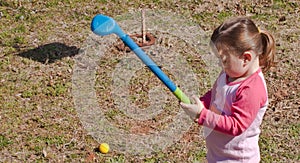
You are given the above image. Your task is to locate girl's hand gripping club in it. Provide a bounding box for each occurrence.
[91,14,190,104]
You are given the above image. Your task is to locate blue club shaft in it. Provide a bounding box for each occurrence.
[91,14,190,103]
[120,34,177,92]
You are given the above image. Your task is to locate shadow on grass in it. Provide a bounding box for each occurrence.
[18,42,79,64]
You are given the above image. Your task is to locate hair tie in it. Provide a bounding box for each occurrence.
[257,27,261,33]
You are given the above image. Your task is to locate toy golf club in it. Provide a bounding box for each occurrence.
[91,14,190,104]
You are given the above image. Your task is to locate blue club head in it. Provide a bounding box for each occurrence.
[91,14,124,37]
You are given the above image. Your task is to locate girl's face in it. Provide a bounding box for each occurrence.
[217,50,246,79]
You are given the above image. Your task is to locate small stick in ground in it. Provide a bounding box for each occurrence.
[141,9,146,44]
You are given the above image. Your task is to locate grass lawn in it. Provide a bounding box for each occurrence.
[0,0,299,162]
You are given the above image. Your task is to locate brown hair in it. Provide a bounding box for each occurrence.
[210,17,276,72]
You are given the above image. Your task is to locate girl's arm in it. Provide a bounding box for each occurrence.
[199,90,212,109]
[200,90,222,115]
[198,85,267,136]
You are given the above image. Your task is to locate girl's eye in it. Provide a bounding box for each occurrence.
[222,60,226,65]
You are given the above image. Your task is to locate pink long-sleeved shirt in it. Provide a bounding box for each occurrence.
[198,69,268,163]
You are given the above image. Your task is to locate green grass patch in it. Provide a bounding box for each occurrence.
[46,83,69,97]
[105,154,126,163]
[46,0,60,8]
[31,135,65,147]
[193,12,214,22]
[0,135,12,150]
[217,10,233,21]
[21,90,35,98]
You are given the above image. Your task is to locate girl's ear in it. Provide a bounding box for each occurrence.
[242,51,253,65]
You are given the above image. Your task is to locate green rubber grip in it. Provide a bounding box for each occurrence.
[173,87,191,104]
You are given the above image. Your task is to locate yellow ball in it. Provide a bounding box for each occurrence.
[99,143,109,154]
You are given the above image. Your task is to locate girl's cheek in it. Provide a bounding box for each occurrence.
[221,60,227,69]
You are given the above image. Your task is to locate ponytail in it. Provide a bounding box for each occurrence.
[259,30,276,72]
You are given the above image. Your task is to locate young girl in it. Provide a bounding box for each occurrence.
[181,17,275,162]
